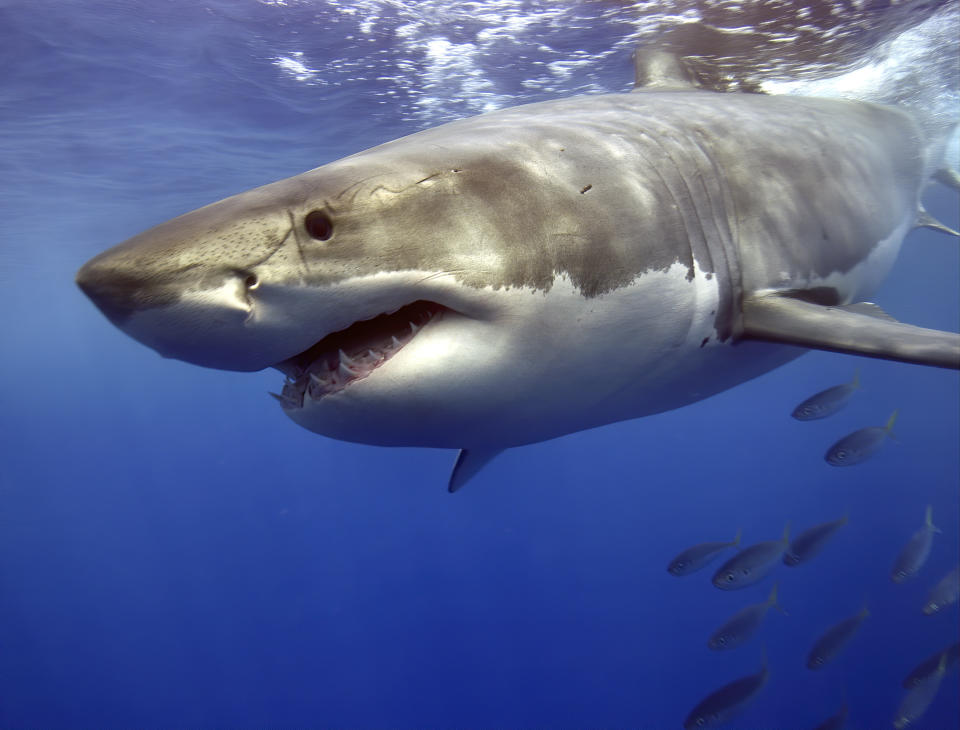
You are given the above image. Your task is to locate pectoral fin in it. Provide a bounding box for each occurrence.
[448,449,503,493]
[741,294,960,370]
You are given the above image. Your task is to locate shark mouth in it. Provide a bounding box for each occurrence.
[271,300,445,409]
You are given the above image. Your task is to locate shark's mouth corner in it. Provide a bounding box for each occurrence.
[271,300,446,409]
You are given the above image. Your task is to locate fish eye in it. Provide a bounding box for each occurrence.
[815,656,824,665]
[304,210,334,240]
[836,450,847,460]
[696,718,706,727]
[725,573,735,582]
[718,636,727,645]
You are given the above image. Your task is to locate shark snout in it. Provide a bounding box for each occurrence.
[76,255,165,326]
[76,246,272,369]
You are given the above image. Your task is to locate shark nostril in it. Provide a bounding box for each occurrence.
[244,273,259,290]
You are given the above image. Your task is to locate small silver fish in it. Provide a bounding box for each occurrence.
[901,642,959,689]
[683,650,769,729]
[806,605,870,670]
[792,370,860,420]
[892,505,940,583]
[712,523,790,590]
[667,528,742,576]
[813,697,849,730]
[922,563,959,615]
[708,582,785,651]
[824,409,897,466]
[783,515,848,566]
[893,651,949,728]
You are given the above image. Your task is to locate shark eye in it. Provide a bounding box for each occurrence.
[305,210,333,240]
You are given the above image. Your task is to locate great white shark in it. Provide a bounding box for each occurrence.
[76,52,960,491]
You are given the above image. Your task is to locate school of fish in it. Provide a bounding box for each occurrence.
[666,372,957,728]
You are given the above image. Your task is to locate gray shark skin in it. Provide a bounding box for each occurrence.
[77,55,959,465]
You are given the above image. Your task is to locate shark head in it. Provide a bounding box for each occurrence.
[77,109,726,449]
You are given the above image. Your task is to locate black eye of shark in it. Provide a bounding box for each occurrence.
[304,210,333,240]
[270,300,445,409]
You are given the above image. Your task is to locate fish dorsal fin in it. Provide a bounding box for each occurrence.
[447,448,503,493]
[924,504,942,533]
[768,582,788,615]
[781,521,791,544]
[741,293,960,370]
[632,49,698,91]
[850,368,861,388]
[915,207,960,237]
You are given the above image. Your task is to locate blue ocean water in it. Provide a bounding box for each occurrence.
[1,1,958,727]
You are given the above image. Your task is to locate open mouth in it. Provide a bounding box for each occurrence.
[270,300,445,409]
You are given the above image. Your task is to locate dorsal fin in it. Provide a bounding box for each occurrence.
[632,50,698,91]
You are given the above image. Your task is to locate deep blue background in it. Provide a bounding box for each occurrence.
[0,1,957,727]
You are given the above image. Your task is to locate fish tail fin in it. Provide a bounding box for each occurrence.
[781,521,791,544]
[731,527,743,547]
[924,504,942,533]
[859,600,871,620]
[851,369,861,389]
[885,409,899,432]
[840,512,850,525]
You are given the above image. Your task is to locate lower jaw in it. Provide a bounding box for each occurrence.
[271,300,444,410]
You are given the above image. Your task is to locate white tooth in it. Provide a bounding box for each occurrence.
[268,392,297,409]
[367,350,379,361]
[391,336,403,348]
[338,362,358,379]
[409,321,419,334]
[338,349,357,367]
[309,373,329,386]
